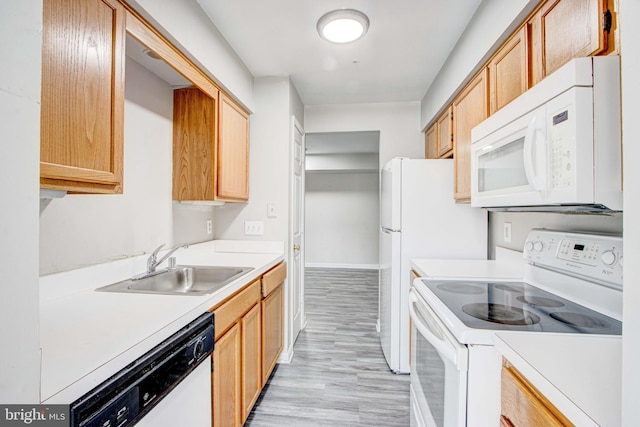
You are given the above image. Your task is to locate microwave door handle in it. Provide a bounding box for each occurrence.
[409,292,461,368]
[523,116,546,193]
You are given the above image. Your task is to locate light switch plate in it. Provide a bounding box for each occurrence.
[267,202,277,218]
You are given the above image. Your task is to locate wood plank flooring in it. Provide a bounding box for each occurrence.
[245,268,410,426]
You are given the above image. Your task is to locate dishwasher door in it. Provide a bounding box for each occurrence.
[70,312,214,427]
[136,358,212,427]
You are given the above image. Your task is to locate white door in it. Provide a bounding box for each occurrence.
[290,116,305,343]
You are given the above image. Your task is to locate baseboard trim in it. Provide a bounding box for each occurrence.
[305,262,379,270]
[277,348,294,364]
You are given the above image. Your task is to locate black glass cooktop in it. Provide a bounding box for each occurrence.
[420,279,622,334]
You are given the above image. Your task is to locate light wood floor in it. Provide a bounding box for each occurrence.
[246,268,410,426]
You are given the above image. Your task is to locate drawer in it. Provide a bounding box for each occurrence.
[211,278,261,340]
[261,262,286,298]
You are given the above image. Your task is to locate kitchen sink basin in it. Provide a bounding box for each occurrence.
[95,265,254,296]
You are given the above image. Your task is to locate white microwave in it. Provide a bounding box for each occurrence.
[470,56,622,211]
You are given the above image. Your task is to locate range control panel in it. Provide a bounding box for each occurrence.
[524,229,623,288]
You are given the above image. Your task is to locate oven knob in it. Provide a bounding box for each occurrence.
[525,241,534,252]
[193,338,205,359]
[601,250,617,267]
[533,241,544,252]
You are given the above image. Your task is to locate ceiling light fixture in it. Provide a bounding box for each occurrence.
[317,9,370,44]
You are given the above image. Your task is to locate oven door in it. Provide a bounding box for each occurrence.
[409,289,468,427]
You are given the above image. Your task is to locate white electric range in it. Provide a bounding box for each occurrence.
[408,229,623,427]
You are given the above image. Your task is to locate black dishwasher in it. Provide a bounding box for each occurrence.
[70,312,214,427]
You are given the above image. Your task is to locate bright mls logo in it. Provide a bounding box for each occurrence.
[0,405,68,427]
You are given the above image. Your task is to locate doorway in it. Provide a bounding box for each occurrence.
[304,131,380,268]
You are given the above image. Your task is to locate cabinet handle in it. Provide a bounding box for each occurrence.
[293,245,300,251]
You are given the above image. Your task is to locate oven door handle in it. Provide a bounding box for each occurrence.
[409,291,465,370]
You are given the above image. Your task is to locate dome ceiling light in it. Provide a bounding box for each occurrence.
[317,9,370,44]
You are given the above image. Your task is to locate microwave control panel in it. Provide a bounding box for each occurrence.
[524,229,623,288]
[549,105,575,189]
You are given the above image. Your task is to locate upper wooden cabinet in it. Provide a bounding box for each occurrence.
[424,107,453,159]
[173,87,218,201]
[41,0,126,194]
[218,93,250,202]
[488,26,529,114]
[529,0,611,85]
[453,71,488,203]
[424,123,437,159]
[436,107,454,158]
[173,89,250,202]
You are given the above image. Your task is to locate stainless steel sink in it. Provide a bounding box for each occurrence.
[95,265,254,296]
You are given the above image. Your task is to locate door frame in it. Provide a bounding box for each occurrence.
[284,115,306,362]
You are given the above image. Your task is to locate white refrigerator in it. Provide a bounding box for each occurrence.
[379,158,487,373]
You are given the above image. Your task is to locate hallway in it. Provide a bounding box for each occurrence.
[246,268,410,426]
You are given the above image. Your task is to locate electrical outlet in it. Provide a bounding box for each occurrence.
[206,219,213,234]
[503,222,512,243]
[244,220,264,236]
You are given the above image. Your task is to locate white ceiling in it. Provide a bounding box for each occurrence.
[195,0,483,106]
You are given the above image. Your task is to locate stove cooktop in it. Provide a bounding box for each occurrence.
[419,279,622,335]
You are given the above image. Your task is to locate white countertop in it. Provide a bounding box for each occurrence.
[411,247,524,280]
[39,240,284,403]
[494,332,621,426]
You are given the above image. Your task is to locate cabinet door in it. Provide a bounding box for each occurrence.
[453,71,488,203]
[436,107,453,158]
[218,94,250,202]
[173,87,218,201]
[41,0,125,194]
[501,363,573,427]
[488,26,529,114]
[261,283,284,386]
[425,123,437,159]
[241,303,262,423]
[213,322,241,427]
[530,0,609,84]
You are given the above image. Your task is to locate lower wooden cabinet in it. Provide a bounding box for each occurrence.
[211,279,261,427]
[501,359,573,426]
[213,322,241,427]
[261,262,286,386]
[241,303,262,423]
[210,262,286,426]
[261,283,284,385]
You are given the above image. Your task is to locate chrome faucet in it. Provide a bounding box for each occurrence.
[147,243,189,273]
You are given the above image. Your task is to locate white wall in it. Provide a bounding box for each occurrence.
[305,173,379,268]
[305,102,424,166]
[214,76,305,360]
[40,59,215,275]
[214,77,291,241]
[488,212,622,258]
[620,0,640,424]
[0,1,42,402]
[306,153,379,171]
[420,0,540,129]
[129,0,255,111]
